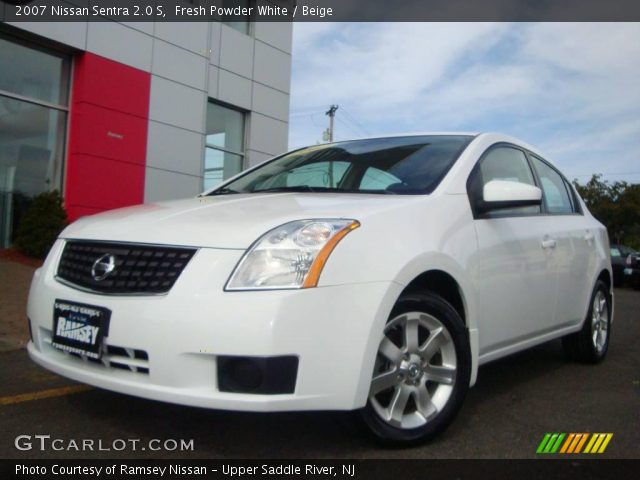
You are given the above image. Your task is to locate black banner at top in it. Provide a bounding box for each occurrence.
[1,0,640,22]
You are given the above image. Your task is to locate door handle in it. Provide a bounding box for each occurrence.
[584,231,595,243]
[541,238,556,249]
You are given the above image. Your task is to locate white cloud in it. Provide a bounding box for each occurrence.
[523,23,640,77]
[290,23,640,183]
[292,23,508,112]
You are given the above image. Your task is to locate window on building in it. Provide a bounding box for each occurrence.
[222,0,253,35]
[0,35,69,247]
[204,101,246,190]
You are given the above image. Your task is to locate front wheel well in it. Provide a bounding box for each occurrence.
[401,270,466,325]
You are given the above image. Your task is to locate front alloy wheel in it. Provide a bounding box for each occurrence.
[369,312,457,429]
[360,293,471,445]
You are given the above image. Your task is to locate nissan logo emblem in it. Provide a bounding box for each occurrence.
[91,254,116,281]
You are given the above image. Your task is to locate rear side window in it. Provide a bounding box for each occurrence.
[530,156,574,214]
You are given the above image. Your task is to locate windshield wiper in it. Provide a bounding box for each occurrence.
[208,187,241,196]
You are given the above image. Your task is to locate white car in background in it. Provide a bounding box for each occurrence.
[27,133,612,444]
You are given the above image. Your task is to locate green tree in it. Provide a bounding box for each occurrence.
[573,174,640,249]
[13,190,68,259]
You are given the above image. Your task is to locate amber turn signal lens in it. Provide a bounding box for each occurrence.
[302,221,360,288]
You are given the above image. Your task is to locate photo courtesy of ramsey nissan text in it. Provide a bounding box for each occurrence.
[0,0,639,479]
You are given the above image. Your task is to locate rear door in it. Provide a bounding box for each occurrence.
[468,145,558,357]
[528,155,592,326]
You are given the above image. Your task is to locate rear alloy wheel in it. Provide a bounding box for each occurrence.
[359,293,470,445]
[562,280,611,363]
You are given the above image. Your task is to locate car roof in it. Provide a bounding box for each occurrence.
[326,132,548,161]
[326,132,479,143]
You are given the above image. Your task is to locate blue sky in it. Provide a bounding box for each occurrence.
[289,23,640,184]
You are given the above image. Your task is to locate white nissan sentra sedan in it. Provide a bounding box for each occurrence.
[27,133,612,444]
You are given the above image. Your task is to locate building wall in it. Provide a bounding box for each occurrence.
[2,19,292,215]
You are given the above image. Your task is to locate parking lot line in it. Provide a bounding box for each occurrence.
[0,385,92,406]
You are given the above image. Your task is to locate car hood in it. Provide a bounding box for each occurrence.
[61,193,421,249]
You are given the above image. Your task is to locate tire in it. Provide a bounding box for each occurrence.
[358,292,471,446]
[562,280,611,363]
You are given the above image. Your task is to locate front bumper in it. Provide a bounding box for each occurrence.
[27,240,402,411]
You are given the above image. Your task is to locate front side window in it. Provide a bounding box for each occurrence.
[0,35,69,247]
[472,146,541,215]
[204,102,245,189]
[207,135,473,195]
[479,147,536,186]
[530,156,574,214]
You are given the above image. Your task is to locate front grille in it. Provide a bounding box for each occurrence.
[56,240,197,294]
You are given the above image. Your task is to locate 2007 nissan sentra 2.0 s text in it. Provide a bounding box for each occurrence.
[27,133,613,445]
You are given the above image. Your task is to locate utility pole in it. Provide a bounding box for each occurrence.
[325,105,339,142]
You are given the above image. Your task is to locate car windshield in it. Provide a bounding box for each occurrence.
[206,135,473,196]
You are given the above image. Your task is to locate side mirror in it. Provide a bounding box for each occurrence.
[481,180,542,212]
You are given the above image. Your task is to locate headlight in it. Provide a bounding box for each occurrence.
[225,219,360,290]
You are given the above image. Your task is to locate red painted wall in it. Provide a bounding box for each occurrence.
[65,53,150,221]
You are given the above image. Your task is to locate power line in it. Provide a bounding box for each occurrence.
[337,114,368,137]
[291,104,330,112]
[290,109,325,118]
[309,113,324,128]
[336,117,366,138]
[340,108,370,136]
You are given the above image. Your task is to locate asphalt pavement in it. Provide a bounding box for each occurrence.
[1,289,638,459]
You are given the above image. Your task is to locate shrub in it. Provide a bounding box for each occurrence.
[14,190,68,259]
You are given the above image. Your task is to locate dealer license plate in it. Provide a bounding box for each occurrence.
[51,300,111,359]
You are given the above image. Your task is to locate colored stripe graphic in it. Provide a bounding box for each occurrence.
[598,434,613,453]
[536,433,552,453]
[550,433,565,453]
[574,433,589,453]
[584,433,598,453]
[584,433,614,453]
[568,433,582,453]
[536,433,565,453]
[560,433,575,453]
[544,433,559,453]
[537,433,613,454]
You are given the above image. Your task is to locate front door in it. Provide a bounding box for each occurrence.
[468,145,558,358]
